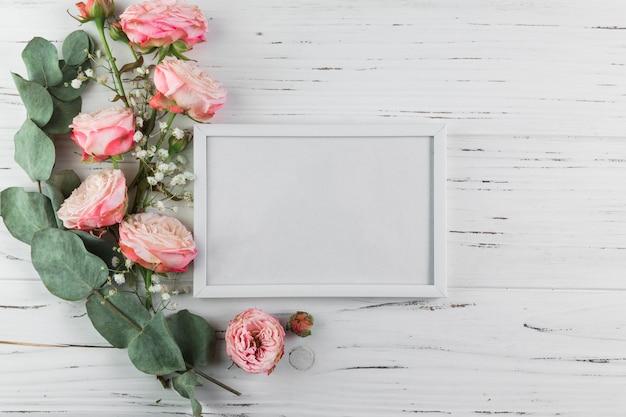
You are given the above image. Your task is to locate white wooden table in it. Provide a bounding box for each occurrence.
[1,0,626,415]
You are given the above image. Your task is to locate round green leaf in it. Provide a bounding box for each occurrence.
[31,228,108,301]
[62,30,91,67]
[14,119,55,182]
[0,187,56,245]
[173,371,203,417]
[49,60,91,102]
[166,309,216,367]
[86,290,152,348]
[44,96,82,135]
[42,170,81,228]
[128,311,186,375]
[21,37,63,87]
[11,73,54,127]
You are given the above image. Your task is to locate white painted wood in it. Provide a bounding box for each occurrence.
[193,124,447,298]
[1,0,626,416]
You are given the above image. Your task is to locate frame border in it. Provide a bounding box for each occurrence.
[193,124,446,298]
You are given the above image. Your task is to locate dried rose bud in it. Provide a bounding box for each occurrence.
[287,311,314,337]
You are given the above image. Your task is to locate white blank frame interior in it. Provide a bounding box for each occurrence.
[193,124,447,298]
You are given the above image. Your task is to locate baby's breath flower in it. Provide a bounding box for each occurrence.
[125,258,134,268]
[157,163,169,172]
[111,256,121,268]
[161,292,171,301]
[183,191,193,201]
[71,79,83,89]
[95,49,103,58]
[147,176,158,186]
[149,284,162,293]
[171,206,179,213]
[159,122,168,132]
[154,172,164,182]
[135,149,148,159]
[133,131,144,143]
[157,148,169,160]
[136,66,149,76]
[135,117,144,128]
[168,162,177,172]
[183,171,195,181]
[97,75,108,84]
[172,128,185,139]
[175,155,187,165]
[156,200,165,210]
[113,273,126,285]
[148,146,157,157]
[84,68,94,78]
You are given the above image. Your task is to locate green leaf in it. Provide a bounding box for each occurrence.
[49,60,91,102]
[128,311,186,375]
[173,371,203,417]
[14,119,55,182]
[72,230,123,271]
[43,96,82,135]
[0,187,56,244]
[12,73,54,127]
[166,310,216,367]
[62,30,91,67]
[42,170,81,228]
[31,228,108,301]
[21,37,63,87]
[86,290,151,348]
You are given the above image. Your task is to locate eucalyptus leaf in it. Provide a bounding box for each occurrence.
[0,187,56,244]
[72,230,123,271]
[14,119,55,182]
[42,170,81,228]
[86,289,151,348]
[128,311,186,375]
[49,60,91,102]
[31,228,108,301]
[21,37,63,87]
[11,73,54,127]
[167,310,216,367]
[44,96,82,135]
[62,30,91,67]
[173,371,203,417]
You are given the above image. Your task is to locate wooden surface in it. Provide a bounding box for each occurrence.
[1,0,626,415]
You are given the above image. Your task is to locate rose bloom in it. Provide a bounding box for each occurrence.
[76,0,114,21]
[149,59,226,122]
[225,308,285,375]
[69,107,135,163]
[120,0,208,50]
[287,311,314,337]
[57,169,127,231]
[118,212,197,273]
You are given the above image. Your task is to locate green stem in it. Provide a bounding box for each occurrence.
[189,365,242,396]
[91,291,142,332]
[95,18,128,106]
[155,112,177,150]
[142,268,154,312]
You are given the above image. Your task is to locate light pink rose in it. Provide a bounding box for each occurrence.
[69,107,135,163]
[120,0,208,50]
[225,308,285,375]
[57,169,127,231]
[118,212,197,273]
[149,59,226,122]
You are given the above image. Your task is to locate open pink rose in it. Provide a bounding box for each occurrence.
[149,59,226,122]
[69,107,135,163]
[57,169,127,231]
[120,0,208,50]
[225,308,285,375]
[118,212,197,273]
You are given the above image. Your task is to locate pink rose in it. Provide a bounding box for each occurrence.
[57,169,127,231]
[149,59,226,122]
[69,107,135,163]
[120,0,208,50]
[75,0,114,21]
[225,308,285,375]
[118,212,197,273]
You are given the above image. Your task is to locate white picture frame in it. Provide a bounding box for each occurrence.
[193,124,447,298]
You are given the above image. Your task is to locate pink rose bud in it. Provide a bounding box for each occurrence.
[149,59,226,122]
[287,311,314,337]
[225,309,285,375]
[57,169,127,231]
[75,0,115,22]
[118,212,197,273]
[69,107,136,163]
[120,0,208,51]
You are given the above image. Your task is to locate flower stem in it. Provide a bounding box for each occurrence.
[189,365,242,396]
[95,18,128,106]
[156,112,177,150]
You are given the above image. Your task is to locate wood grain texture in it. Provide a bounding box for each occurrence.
[1,0,626,416]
